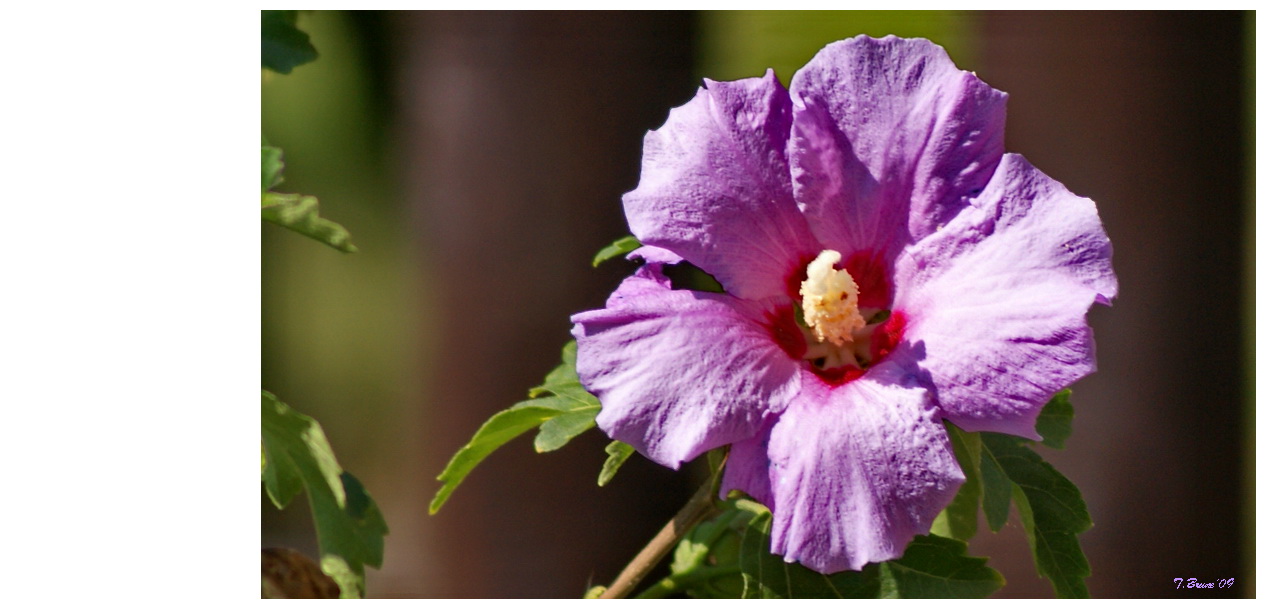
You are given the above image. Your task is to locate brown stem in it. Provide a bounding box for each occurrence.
[598,479,721,599]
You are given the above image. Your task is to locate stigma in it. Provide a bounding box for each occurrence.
[800,250,866,346]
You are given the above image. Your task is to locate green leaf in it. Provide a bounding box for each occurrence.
[664,261,725,293]
[663,501,753,598]
[262,10,318,74]
[262,142,284,192]
[430,341,603,513]
[533,340,579,394]
[932,424,982,541]
[979,436,1012,532]
[319,555,359,599]
[737,502,1002,599]
[262,392,343,510]
[592,235,641,267]
[262,192,358,253]
[526,342,601,452]
[534,407,598,452]
[980,433,1092,598]
[672,509,735,574]
[262,437,302,509]
[875,535,1006,598]
[598,441,634,487]
[739,505,871,598]
[261,391,388,598]
[429,404,563,514]
[706,446,729,476]
[260,141,355,252]
[1035,389,1074,449]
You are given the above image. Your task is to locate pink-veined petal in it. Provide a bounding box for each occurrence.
[571,274,802,468]
[626,244,682,267]
[720,423,775,510]
[789,36,1007,257]
[763,367,963,573]
[625,70,821,301]
[895,153,1117,438]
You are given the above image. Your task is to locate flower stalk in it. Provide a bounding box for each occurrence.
[599,477,722,599]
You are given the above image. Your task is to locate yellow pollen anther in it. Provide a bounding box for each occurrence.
[800,250,866,346]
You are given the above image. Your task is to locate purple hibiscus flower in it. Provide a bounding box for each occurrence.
[570,35,1117,574]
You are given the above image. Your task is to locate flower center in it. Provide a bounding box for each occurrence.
[764,249,905,386]
[800,250,866,346]
[767,249,906,386]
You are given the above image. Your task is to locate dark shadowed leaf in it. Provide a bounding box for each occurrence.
[980,432,1091,598]
[262,10,318,74]
[875,535,1004,598]
[979,436,1012,532]
[262,141,284,192]
[932,424,982,541]
[1035,390,1074,449]
[737,502,1001,599]
[663,261,725,293]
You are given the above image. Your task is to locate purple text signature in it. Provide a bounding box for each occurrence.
[1175,578,1234,590]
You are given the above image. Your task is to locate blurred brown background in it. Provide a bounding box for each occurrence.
[262,11,1253,598]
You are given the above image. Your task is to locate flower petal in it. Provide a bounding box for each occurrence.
[624,70,821,301]
[789,35,1007,255]
[895,153,1118,438]
[626,244,682,267]
[720,423,775,509]
[614,245,681,291]
[571,275,802,468]
[763,368,963,573]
